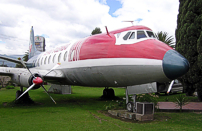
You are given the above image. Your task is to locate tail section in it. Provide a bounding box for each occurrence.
[28,26,41,59]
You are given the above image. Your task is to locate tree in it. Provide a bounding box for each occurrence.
[175,0,202,101]
[15,51,29,68]
[91,27,102,35]
[15,57,23,68]
[23,50,29,62]
[155,31,175,48]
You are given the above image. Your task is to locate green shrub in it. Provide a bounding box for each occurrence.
[5,85,15,89]
[174,94,188,112]
[137,93,159,106]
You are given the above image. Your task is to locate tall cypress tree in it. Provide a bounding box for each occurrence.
[176,0,202,101]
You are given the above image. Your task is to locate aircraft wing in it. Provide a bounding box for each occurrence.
[0,55,25,66]
[0,55,67,84]
[0,67,66,85]
[0,71,13,76]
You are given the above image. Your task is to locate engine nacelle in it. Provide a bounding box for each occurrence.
[11,73,41,89]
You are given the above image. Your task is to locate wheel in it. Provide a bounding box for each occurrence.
[102,88,115,99]
[127,102,134,112]
[103,89,108,97]
[109,88,115,97]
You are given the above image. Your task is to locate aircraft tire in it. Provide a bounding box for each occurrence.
[103,89,108,97]
[103,88,115,97]
[109,89,115,97]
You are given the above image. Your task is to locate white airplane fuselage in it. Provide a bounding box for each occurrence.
[26,26,189,87]
[0,25,189,89]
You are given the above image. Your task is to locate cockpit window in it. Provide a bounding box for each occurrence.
[146,31,156,38]
[123,32,131,40]
[129,32,135,39]
[137,31,147,39]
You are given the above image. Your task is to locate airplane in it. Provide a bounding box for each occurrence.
[0,25,189,104]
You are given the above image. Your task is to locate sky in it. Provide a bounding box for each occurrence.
[0,0,179,55]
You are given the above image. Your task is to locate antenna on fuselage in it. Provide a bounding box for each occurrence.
[122,21,134,25]
[105,26,109,35]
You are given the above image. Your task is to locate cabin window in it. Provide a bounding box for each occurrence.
[123,32,131,40]
[41,57,43,65]
[36,59,39,66]
[44,56,47,64]
[71,50,75,61]
[53,54,56,63]
[137,31,147,39]
[58,53,61,62]
[33,60,35,67]
[48,55,51,64]
[146,31,156,38]
[64,51,68,61]
[129,32,135,39]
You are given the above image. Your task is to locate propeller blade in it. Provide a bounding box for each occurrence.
[20,60,35,78]
[167,80,175,94]
[41,85,57,104]
[16,83,35,100]
[44,63,61,76]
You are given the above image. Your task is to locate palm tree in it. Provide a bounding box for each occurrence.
[155,31,175,48]
[23,50,29,62]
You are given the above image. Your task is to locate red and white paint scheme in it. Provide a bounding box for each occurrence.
[24,25,187,87]
[0,25,189,101]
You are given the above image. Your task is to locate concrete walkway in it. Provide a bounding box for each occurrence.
[158,102,202,112]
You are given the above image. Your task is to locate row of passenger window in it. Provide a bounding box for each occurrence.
[121,30,156,40]
[36,51,68,66]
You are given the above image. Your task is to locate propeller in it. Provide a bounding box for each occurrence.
[16,62,61,104]
[167,80,175,94]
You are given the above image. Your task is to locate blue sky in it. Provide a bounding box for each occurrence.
[106,0,122,17]
[105,0,143,23]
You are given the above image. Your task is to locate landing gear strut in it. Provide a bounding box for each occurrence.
[126,87,137,112]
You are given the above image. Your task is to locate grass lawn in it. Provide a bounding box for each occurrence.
[0,86,202,131]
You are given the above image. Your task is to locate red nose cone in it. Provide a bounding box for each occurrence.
[33,77,43,85]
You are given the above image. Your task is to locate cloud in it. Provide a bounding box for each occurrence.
[113,0,179,38]
[0,0,110,55]
[0,39,5,43]
[0,0,179,55]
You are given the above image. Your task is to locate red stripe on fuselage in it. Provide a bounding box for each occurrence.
[79,33,172,60]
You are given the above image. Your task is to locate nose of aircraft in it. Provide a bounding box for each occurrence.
[162,50,189,80]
